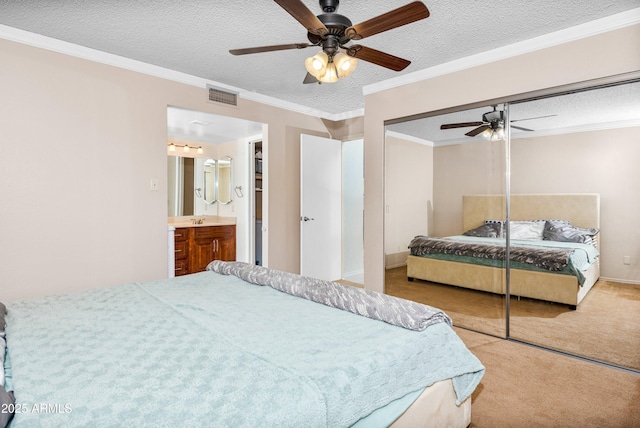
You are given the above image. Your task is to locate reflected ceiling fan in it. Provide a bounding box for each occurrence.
[229,0,430,84]
[440,105,557,139]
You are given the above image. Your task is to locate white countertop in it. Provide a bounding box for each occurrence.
[168,216,236,228]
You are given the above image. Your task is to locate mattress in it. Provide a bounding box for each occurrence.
[3,267,484,427]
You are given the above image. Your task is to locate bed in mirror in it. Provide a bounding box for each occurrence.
[384,78,640,371]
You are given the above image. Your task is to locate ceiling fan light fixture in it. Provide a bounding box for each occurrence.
[318,62,339,83]
[305,51,329,79]
[333,52,357,78]
[480,122,505,141]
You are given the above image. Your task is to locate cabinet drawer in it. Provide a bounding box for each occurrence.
[174,239,189,260]
[174,228,190,242]
[193,226,219,240]
[174,259,189,276]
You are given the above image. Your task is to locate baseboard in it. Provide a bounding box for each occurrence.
[385,251,409,269]
[600,276,640,285]
[343,269,364,278]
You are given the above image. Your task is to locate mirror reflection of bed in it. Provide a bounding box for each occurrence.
[384,79,640,372]
[407,194,601,311]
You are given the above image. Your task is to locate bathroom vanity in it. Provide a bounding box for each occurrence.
[171,219,236,276]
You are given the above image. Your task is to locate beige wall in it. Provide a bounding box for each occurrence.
[384,134,433,268]
[510,127,640,282]
[432,140,507,237]
[0,38,329,301]
[365,24,640,292]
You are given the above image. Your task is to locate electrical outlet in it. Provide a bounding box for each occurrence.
[623,256,631,265]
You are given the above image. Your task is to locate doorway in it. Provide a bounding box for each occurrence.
[166,106,266,265]
[299,134,364,284]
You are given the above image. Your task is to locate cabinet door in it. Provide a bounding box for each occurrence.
[192,227,217,273]
[216,225,236,262]
[191,226,236,272]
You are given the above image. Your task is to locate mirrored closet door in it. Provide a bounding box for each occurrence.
[383,77,640,372]
[384,104,509,338]
[507,79,640,371]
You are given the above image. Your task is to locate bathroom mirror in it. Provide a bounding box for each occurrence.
[168,156,195,216]
[168,155,233,216]
[218,157,232,204]
[203,159,217,204]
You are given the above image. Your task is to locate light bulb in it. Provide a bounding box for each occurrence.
[168,143,176,152]
[479,128,493,140]
[305,51,329,79]
[333,52,357,78]
[197,146,204,155]
[183,145,190,153]
[319,62,339,83]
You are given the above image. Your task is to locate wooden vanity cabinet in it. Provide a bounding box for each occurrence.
[174,225,236,276]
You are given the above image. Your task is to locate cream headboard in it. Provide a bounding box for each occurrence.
[462,194,600,231]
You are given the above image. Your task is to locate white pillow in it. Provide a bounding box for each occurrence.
[510,221,545,240]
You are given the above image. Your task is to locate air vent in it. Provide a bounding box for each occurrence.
[207,85,238,107]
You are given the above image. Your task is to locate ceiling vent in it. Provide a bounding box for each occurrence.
[207,85,238,107]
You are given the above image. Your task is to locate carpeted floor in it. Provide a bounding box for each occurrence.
[384,266,640,371]
[456,327,640,427]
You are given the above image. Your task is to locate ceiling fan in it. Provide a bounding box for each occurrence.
[229,0,430,84]
[440,105,557,138]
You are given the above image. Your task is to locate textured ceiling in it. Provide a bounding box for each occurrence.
[387,80,640,144]
[1,0,638,116]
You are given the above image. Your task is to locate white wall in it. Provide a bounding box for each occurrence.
[342,139,364,280]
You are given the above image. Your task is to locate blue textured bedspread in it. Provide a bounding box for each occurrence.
[5,271,484,427]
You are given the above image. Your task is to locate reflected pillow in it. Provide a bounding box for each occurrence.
[463,223,501,238]
[510,221,545,240]
[484,220,504,238]
[543,220,599,244]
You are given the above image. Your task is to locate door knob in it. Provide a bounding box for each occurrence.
[301,216,315,222]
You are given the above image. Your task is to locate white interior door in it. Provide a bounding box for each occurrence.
[300,134,342,281]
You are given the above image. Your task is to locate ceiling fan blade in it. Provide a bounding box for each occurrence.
[511,125,534,132]
[229,43,311,55]
[440,122,485,130]
[345,45,410,71]
[303,72,318,84]
[510,114,557,123]
[465,125,490,137]
[273,0,328,35]
[345,1,430,40]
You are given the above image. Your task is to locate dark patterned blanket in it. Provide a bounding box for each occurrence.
[409,236,574,272]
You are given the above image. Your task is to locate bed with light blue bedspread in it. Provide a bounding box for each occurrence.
[5,268,484,427]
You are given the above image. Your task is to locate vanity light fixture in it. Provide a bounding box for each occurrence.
[167,143,204,155]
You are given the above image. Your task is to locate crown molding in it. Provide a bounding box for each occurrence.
[363,7,640,97]
[2,7,638,123]
[385,130,434,146]
[0,24,349,121]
